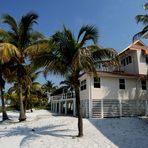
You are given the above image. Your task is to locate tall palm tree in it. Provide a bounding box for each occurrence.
[0,12,44,121]
[0,42,20,120]
[133,3,148,41]
[26,25,116,137]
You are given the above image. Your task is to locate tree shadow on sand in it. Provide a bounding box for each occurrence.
[89,117,148,148]
[0,123,75,148]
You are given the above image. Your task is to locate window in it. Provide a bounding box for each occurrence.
[121,59,126,66]
[80,80,86,91]
[94,77,100,88]
[146,57,148,65]
[119,79,125,89]
[126,56,132,65]
[129,56,132,64]
[126,57,129,65]
[121,56,132,66]
[141,80,147,90]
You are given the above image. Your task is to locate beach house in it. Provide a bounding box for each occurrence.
[51,40,148,118]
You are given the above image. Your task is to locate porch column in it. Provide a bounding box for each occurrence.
[101,99,104,118]
[89,76,92,118]
[52,103,54,111]
[65,100,67,115]
[119,99,122,117]
[55,102,57,112]
[50,102,52,111]
[145,100,148,115]
[59,101,61,114]
[73,99,76,116]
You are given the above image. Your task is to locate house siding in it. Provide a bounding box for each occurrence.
[80,75,148,118]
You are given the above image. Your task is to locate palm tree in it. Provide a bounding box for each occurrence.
[0,42,20,120]
[26,25,116,137]
[0,12,44,121]
[133,3,148,41]
[42,80,57,94]
[23,66,42,112]
[60,75,75,91]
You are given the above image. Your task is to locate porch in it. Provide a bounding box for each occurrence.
[50,92,76,116]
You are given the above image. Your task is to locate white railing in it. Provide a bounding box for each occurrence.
[96,64,123,72]
[51,91,75,101]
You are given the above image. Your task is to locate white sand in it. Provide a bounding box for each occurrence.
[0,110,148,148]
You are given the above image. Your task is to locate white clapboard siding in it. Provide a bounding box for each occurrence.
[92,100,102,118]
[91,99,148,118]
[80,99,89,118]
[103,99,120,118]
[122,100,146,116]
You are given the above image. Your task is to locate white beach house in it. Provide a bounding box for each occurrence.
[51,40,148,118]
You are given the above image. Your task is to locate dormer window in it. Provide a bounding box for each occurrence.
[121,56,132,66]
[129,56,132,64]
[121,59,126,66]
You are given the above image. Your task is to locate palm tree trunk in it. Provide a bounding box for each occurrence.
[24,85,32,112]
[0,86,9,121]
[18,79,26,121]
[0,67,9,121]
[24,85,29,113]
[75,86,83,137]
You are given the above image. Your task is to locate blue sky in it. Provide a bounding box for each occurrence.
[0,0,147,89]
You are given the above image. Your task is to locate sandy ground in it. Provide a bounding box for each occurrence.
[0,110,148,148]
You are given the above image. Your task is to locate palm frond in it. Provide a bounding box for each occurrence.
[135,15,148,25]
[18,12,38,49]
[1,14,18,35]
[31,53,54,72]
[0,43,21,63]
[144,3,148,10]
[133,25,148,41]
[8,86,17,94]
[91,45,117,61]
[77,25,98,45]
[25,39,53,57]
[30,31,44,42]
[44,55,67,77]
[32,82,42,91]
[0,29,12,41]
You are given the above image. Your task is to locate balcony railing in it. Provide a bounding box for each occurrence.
[51,91,75,101]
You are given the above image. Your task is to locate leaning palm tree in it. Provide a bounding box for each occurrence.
[0,12,44,121]
[133,3,148,41]
[26,25,116,137]
[0,42,20,120]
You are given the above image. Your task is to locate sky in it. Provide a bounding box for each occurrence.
[0,0,147,90]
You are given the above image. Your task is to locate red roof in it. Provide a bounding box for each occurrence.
[119,40,148,56]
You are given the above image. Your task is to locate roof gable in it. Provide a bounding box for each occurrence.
[119,40,147,56]
[134,40,145,46]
